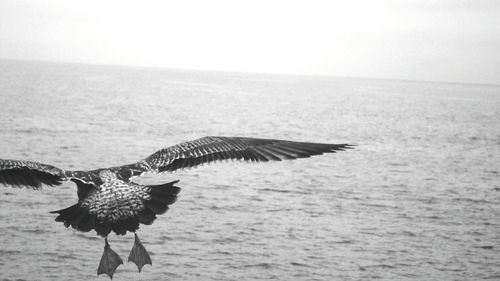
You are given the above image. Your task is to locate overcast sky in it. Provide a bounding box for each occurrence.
[0,0,499,84]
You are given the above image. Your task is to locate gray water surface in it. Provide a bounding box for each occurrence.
[0,60,499,280]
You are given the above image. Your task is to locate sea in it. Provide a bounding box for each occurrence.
[0,59,499,280]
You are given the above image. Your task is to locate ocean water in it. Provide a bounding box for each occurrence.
[0,59,499,280]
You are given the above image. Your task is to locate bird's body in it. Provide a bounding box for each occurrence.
[76,170,152,228]
[0,136,353,278]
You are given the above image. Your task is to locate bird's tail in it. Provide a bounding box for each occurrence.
[50,180,181,236]
[137,180,181,225]
[50,203,95,232]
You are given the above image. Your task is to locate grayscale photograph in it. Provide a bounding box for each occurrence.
[0,0,499,280]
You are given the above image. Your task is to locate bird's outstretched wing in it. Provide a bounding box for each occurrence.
[141,136,353,173]
[0,159,67,189]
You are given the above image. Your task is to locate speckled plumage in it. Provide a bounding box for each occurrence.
[81,170,151,223]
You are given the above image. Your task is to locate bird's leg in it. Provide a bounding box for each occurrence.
[128,233,152,272]
[97,237,123,279]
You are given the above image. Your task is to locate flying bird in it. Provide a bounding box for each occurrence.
[0,136,353,279]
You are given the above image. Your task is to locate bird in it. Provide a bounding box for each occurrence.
[0,136,353,279]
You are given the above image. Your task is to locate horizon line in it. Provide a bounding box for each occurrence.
[1,57,499,88]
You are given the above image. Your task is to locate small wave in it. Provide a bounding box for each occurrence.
[43,252,78,262]
[157,235,174,241]
[0,249,21,255]
[420,215,442,220]
[453,198,492,204]
[387,162,409,167]
[59,145,80,150]
[474,245,494,250]
[14,129,34,134]
[248,196,264,202]
[212,250,232,255]
[74,233,99,241]
[360,203,400,209]
[57,253,78,259]
[332,239,355,244]
[290,262,314,268]
[388,169,411,173]
[212,237,240,243]
[14,128,56,135]
[359,264,396,271]
[266,208,294,212]
[259,188,309,195]
[260,188,292,193]
[436,267,464,272]
[402,231,417,237]
[22,228,48,234]
[243,263,273,269]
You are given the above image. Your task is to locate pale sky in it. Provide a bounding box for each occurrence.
[1,0,499,84]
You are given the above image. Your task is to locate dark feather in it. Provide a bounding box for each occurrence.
[112,217,140,235]
[69,207,88,228]
[145,200,169,215]
[71,178,95,201]
[78,212,96,232]
[138,208,157,225]
[95,221,112,237]
[141,180,181,215]
[139,136,353,173]
[51,204,87,230]
[0,159,66,189]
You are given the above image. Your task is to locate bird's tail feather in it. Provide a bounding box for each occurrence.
[138,180,181,225]
[50,204,96,232]
[50,180,181,236]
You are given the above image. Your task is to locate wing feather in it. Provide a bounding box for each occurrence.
[248,147,271,161]
[0,159,66,189]
[141,136,353,173]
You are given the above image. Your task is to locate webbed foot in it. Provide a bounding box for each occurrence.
[97,237,123,279]
[128,233,152,272]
